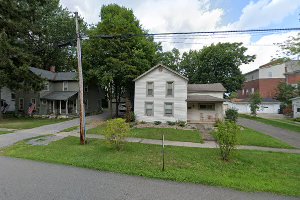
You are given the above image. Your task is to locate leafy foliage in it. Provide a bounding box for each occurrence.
[103,118,130,150]
[213,121,240,161]
[176,120,186,127]
[154,121,162,125]
[250,92,262,116]
[167,121,176,126]
[225,108,238,122]
[276,82,297,106]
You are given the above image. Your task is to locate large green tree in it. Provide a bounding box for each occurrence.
[180,43,255,93]
[83,4,161,116]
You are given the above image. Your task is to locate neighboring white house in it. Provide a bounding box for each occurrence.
[0,87,15,112]
[291,97,300,118]
[226,98,280,114]
[134,64,225,123]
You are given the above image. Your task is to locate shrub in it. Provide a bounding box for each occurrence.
[225,108,238,122]
[154,121,162,125]
[293,118,300,122]
[103,118,130,151]
[176,120,186,127]
[213,121,240,161]
[283,106,293,117]
[139,121,146,124]
[167,121,176,126]
[125,111,136,122]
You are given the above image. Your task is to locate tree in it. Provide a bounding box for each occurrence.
[281,33,300,57]
[250,92,262,116]
[181,43,255,93]
[276,82,297,106]
[83,4,161,117]
[158,48,181,72]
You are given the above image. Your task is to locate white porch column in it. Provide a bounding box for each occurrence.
[59,100,61,114]
[52,101,55,114]
[66,100,68,115]
[75,98,78,114]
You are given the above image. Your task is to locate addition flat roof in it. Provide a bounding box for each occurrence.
[186,95,225,102]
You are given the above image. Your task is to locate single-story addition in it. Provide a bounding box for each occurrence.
[133,64,226,124]
[291,97,300,118]
[15,66,105,116]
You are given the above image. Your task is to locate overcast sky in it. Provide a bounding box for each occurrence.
[60,0,300,73]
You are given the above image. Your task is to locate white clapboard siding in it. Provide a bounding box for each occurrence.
[134,67,187,123]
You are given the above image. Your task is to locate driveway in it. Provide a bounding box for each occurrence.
[238,118,300,148]
[0,112,110,148]
[0,157,298,200]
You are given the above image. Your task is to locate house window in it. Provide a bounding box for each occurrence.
[11,93,15,101]
[242,89,245,95]
[42,99,47,105]
[145,102,154,116]
[84,85,88,92]
[166,81,174,97]
[297,108,300,113]
[31,98,36,105]
[251,75,254,80]
[268,72,272,78]
[251,88,254,94]
[246,89,248,94]
[164,102,173,116]
[198,104,215,111]
[43,81,49,91]
[19,98,24,110]
[63,81,68,91]
[84,99,88,110]
[146,82,154,97]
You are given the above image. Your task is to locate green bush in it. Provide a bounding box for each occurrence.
[293,118,300,122]
[103,118,130,151]
[225,108,238,122]
[213,121,240,161]
[176,120,186,127]
[125,111,136,122]
[154,121,162,125]
[167,121,176,126]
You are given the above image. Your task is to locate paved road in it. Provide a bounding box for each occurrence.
[0,113,109,148]
[238,118,300,148]
[0,157,298,200]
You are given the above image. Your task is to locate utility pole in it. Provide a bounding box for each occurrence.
[75,12,85,145]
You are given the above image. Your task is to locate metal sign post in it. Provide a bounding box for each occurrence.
[162,133,165,171]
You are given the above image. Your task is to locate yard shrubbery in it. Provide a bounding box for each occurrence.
[103,118,130,150]
[225,108,238,122]
[214,121,240,161]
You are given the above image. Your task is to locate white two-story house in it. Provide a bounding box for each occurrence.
[134,64,225,124]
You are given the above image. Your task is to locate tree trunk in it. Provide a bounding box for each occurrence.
[109,84,113,118]
[0,88,2,120]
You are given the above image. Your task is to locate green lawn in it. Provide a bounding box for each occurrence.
[238,128,293,149]
[239,114,300,133]
[0,118,70,129]
[0,131,12,135]
[2,137,300,196]
[87,124,202,143]
[61,126,79,132]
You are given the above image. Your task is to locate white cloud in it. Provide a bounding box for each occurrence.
[229,0,300,29]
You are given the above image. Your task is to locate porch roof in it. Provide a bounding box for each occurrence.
[41,91,78,100]
[186,95,225,102]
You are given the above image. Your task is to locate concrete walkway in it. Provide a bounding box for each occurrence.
[0,157,298,200]
[238,118,300,148]
[58,132,300,154]
[0,112,110,148]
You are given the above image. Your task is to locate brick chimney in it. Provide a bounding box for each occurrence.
[50,66,56,73]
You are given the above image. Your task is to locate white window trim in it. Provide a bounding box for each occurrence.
[11,92,16,101]
[164,102,174,117]
[19,98,24,110]
[145,101,154,116]
[63,81,68,91]
[146,82,154,97]
[42,99,47,105]
[44,81,49,91]
[166,81,174,97]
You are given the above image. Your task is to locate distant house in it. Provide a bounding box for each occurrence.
[0,87,15,113]
[15,66,105,116]
[238,60,300,99]
[134,64,225,124]
[291,97,300,118]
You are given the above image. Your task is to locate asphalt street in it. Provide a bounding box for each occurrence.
[0,157,298,200]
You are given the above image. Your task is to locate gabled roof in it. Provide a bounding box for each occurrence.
[133,64,188,81]
[188,83,226,92]
[30,67,77,81]
[187,95,225,102]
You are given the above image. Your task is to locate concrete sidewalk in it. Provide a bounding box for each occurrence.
[58,132,300,154]
[0,113,110,148]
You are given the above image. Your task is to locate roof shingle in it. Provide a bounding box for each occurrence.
[188,83,226,92]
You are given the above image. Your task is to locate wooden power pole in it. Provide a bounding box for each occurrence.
[75,12,85,144]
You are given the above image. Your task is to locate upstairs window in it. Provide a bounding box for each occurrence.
[164,102,173,116]
[63,81,68,91]
[166,81,174,97]
[146,82,154,97]
[145,102,154,116]
[11,93,15,101]
[43,81,49,91]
